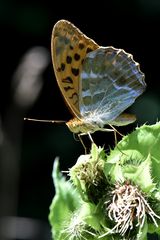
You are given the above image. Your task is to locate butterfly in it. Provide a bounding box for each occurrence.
[51,19,146,136]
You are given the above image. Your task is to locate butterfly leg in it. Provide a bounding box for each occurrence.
[78,133,88,153]
[78,132,94,154]
[108,124,124,145]
[87,132,94,143]
[100,126,123,145]
[108,124,123,136]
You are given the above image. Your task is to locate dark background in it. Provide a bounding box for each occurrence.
[0,0,160,239]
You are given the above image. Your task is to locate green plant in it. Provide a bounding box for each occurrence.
[49,122,160,239]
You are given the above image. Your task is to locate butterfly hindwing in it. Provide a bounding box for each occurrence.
[79,47,146,126]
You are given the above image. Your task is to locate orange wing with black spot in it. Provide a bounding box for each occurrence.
[51,20,99,118]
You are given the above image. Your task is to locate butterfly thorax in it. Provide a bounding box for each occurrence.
[66,117,100,134]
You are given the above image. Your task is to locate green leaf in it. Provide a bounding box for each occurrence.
[48,158,82,240]
[136,219,148,240]
[123,154,155,193]
[69,144,106,203]
[104,123,160,191]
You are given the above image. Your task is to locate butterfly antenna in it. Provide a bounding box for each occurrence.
[24,118,66,124]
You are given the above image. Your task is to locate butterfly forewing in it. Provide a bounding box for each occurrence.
[79,47,146,126]
[51,20,99,118]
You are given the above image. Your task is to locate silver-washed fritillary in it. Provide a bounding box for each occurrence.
[51,20,146,134]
